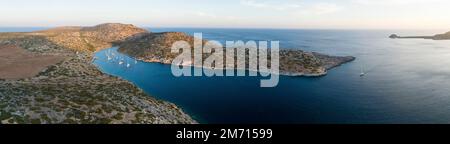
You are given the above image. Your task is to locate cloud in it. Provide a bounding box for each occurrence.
[354,0,447,5]
[240,0,340,16]
[240,0,300,11]
[193,11,241,22]
[297,3,341,15]
[195,11,219,19]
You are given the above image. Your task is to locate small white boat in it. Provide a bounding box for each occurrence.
[119,61,124,65]
[127,63,131,68]
[106,53,112,61]
[360,72,366,77]
[360,65,367,77]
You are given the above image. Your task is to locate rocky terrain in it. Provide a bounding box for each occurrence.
[118,32,355,76]
[0,23,195,124]
[0,45,64,80]
[389,31,450,40]
[0,23,356,124]
[433,31,450,40]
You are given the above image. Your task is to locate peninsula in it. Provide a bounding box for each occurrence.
[117,32,355,76]
[389,31,450,40]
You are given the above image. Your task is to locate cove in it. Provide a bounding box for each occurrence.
[94,29,450,124]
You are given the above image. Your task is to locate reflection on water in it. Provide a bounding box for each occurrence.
[94,29,450,124]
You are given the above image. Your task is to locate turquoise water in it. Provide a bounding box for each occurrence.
[4,28,450,124]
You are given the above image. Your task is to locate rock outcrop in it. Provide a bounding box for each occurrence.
[389,31,450,40]
[433,31,450,40]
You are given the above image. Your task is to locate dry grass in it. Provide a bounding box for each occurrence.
[0,45,65,80]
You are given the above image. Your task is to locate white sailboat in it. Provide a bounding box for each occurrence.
[126,59,131,68]
[106,53,112,61]
[119,57,124,65]
[360,65,366,77]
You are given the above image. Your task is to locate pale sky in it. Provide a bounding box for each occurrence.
[1,0,449,29]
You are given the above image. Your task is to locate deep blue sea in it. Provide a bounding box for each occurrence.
[0,27,48,32]
[3,28,450,124]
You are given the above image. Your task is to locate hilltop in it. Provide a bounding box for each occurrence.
[34,23,149,52]
[118,32,355,76]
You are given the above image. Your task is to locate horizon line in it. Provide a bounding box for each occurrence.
[0,25,447,31]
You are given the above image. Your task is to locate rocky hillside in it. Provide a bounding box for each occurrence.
[81,23,149,42]
[36,23,149,52]
[118,32,355,76]
[0,24,195,124]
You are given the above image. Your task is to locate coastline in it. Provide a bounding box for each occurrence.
[138,58,329,77]
[389,31,450,40]
[133,54,354,77]
[92,57,199,123]
[0,23,197,124]
[0,23,355,124]
[116,32,356,77]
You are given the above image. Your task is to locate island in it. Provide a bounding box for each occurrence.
[389,31,450,40]
[0,23,355,124]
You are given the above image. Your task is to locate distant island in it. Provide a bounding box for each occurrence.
[389,31,450,40]
[0,23,355,124]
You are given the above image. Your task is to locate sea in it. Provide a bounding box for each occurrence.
[3,27,450,124]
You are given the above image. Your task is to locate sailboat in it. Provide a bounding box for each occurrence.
[106,52,112,61]
[360,65,366,77]
[119,57,124,65]
[125,59,131,68]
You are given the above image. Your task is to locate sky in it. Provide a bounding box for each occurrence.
[0,0,449,29]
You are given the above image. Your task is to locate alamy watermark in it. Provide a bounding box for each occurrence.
[171,33,280,87]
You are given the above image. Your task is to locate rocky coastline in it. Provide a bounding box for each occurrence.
[0,23,356,124]
[118,32,355,77]
[0,23,196,124]
[389,31,450,40]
